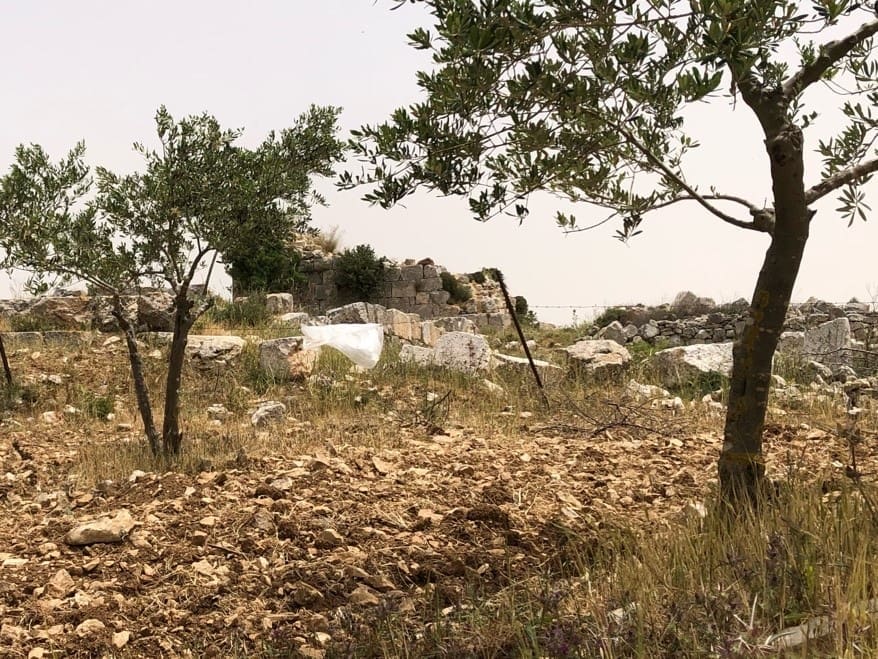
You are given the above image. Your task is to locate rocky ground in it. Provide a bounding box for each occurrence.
[0,342,875,658]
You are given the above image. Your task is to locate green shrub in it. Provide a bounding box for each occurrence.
[226,240,304,295]
[85,394,114,420]
[206,293,272,327]
[468,270,487,285]
[592,306,625,328]
[440,271,472,304]
[627,337,670,363]
[335,245,387,302]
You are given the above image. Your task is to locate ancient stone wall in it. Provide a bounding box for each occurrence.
[297,255,510,321]
[298,256,456,318]
[590,292,878,350]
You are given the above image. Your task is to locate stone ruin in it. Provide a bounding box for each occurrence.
[0,243,517,363]
[588,291,878,378]
[291,236,512,326]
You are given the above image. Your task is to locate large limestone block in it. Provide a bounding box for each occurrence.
[382,308,420,342]
[26,295,92,329]
[43,331,92,347]
[327,302,370,324]
[650,343,733,388]
[564,339,631,378]
[275,311,310,326]
[803,318,851,369]
[777,331,805,355]
[265,293,295,315]
[421,320,444,346]
[327,302,384,324]
[259,336,320,380]
[191,336,246,365]
[433,316,477,334]
[400,344,436,367]
[137,290,175,331]
[149,334,245,364]
[4,332,43,349]
[433,332,492,374]
[670,291,715,316]
[492,352,562,381]
[596,320,626,344]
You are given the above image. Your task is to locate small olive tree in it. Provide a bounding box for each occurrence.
[0,105,343,457]
[345,0,878,503]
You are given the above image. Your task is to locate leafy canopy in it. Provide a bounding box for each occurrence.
[343,0,878,239]
[0,105,344,296]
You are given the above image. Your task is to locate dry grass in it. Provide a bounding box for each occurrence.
[314,225,342,253]
[349,477,878,658]
[2,312,878,657]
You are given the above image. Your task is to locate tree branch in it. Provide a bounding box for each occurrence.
[805,157,878,204]
[608,120,770,233]
[183,246,213,286]
[783,19,878,98]
[648,194,773,233]
[650,193,761,213]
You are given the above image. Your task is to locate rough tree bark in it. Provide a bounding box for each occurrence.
[161,287,195,456]
[0,333,12,386]
[112,295,161,456]
[719,114,810,502]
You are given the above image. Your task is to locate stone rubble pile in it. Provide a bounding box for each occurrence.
[588,291,878,350]
[3,286,876,383]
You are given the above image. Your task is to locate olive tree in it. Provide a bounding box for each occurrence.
[343,0,878,502]
[0,105,343,457]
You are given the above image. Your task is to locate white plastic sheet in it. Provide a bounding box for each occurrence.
[301,323,384,369]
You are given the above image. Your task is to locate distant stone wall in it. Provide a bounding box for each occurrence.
[590,292,878,348]
[294,239,512,326]
[298,256,458,319]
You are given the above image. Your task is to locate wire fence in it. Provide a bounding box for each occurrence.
[2,298,877,338]
[528,301,878,310]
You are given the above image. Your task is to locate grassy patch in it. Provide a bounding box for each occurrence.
[201,293,273,328]
[335,479,878,658]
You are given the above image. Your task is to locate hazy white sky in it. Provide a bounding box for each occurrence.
[1,1,876,324]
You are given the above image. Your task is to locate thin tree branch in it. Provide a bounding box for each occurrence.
[805,157,878,204]
[650,193,761,214]
[607,119,768,232]
[783,19,878,98]
[184,246,212,285]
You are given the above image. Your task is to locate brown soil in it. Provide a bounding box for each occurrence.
[0,344,872,658]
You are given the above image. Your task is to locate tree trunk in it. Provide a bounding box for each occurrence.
[0,334,12,387]
[112,296,161,456]
[0,333,12,387]
[161,289,194,455]
[719,123,810,504]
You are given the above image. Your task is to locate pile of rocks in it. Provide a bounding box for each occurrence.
[0,289,178,333]
[571,314,873,386]
[589,291,878,351]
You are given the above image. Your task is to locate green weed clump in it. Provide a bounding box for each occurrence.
[8,315,56,332]
[204,293,272,328]
[593,306,626,328]
[84,393,114,420]
[440,271,472,304]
